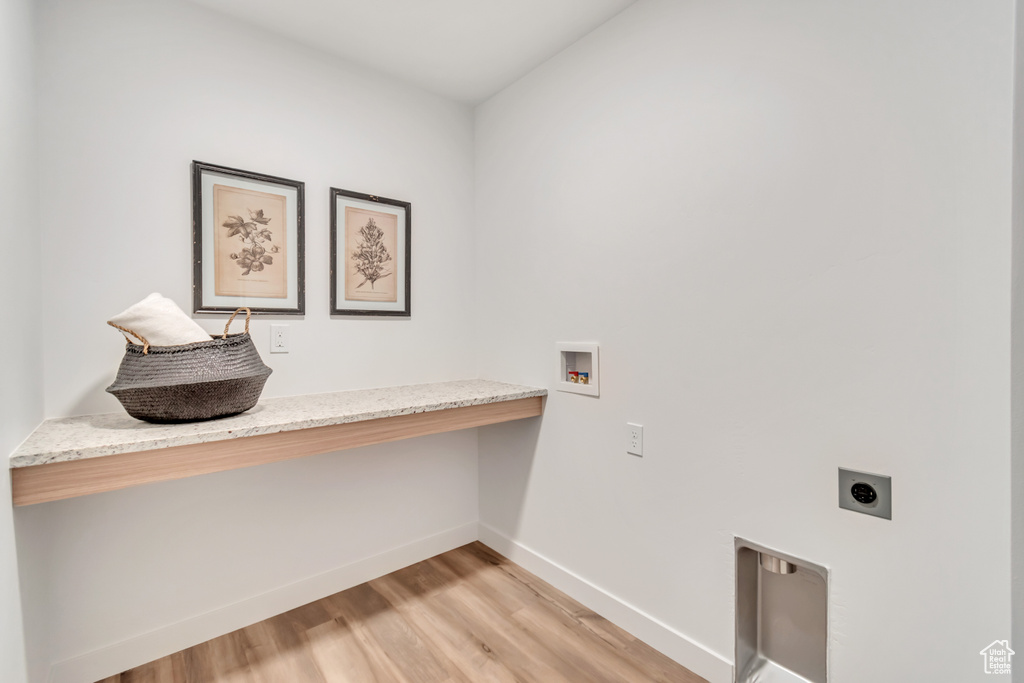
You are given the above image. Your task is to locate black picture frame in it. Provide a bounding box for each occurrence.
[330,188,411,317]
[192,161,305,315]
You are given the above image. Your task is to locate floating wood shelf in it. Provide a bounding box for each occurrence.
[10,380,545,506]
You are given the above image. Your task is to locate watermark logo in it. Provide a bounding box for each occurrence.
[980,640,1014,675]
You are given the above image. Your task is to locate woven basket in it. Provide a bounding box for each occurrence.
[105,308,272,423]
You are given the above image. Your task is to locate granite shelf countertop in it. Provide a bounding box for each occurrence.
[10,379,546,469]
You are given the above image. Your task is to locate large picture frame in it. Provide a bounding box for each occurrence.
[192,161,305,315]
[330,188,411,317]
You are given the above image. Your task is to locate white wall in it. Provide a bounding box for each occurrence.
[19,0,479,680]
[1012,0,1024,666]
[36,0,478,418]
[0,0,39,680]
[475,1,1014,681]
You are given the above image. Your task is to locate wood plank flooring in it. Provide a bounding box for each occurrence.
[98,542,707,683]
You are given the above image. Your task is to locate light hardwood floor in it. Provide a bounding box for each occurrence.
[98,542,707,683]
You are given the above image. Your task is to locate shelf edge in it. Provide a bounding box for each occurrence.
[12,396,543,506]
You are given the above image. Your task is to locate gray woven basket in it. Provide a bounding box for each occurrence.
[105,308,272,423]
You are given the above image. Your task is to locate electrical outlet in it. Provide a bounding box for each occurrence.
[627,423,643,456]
[838,468,892,520]
[270,324,289,354]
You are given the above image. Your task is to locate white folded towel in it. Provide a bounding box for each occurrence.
[108,293,211,347]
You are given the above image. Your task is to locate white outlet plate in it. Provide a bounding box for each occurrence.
[627,422,643,456]
[270,324,289,354]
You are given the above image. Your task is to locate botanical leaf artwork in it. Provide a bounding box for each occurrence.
[224,209,281,276]
[212,184,288,300]
[342,204,397,304]
[351,217,392,289]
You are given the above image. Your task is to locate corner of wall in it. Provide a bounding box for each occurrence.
[1011,0,1024,661]
[0,0,43,679]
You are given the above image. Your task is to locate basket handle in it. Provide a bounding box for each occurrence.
[107,322,151,355]
[222,308,252,339]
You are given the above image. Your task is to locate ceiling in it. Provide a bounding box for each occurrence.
[186,0,640,103]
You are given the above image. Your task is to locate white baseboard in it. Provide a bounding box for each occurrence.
[477,522,734,683]
[48,522,478,683]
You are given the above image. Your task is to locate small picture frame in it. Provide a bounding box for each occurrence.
[192,161,305,315]
[330,188,411,317]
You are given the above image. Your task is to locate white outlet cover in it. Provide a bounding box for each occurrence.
[270,324,289,354]
[627,422,643,456]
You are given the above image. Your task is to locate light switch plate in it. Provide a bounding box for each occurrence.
[838,468,892,520]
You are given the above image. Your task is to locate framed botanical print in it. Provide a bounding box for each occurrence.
[330,188,411,316]
[192,161,305,314]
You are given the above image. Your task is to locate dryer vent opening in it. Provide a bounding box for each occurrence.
[737,539,829,683]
